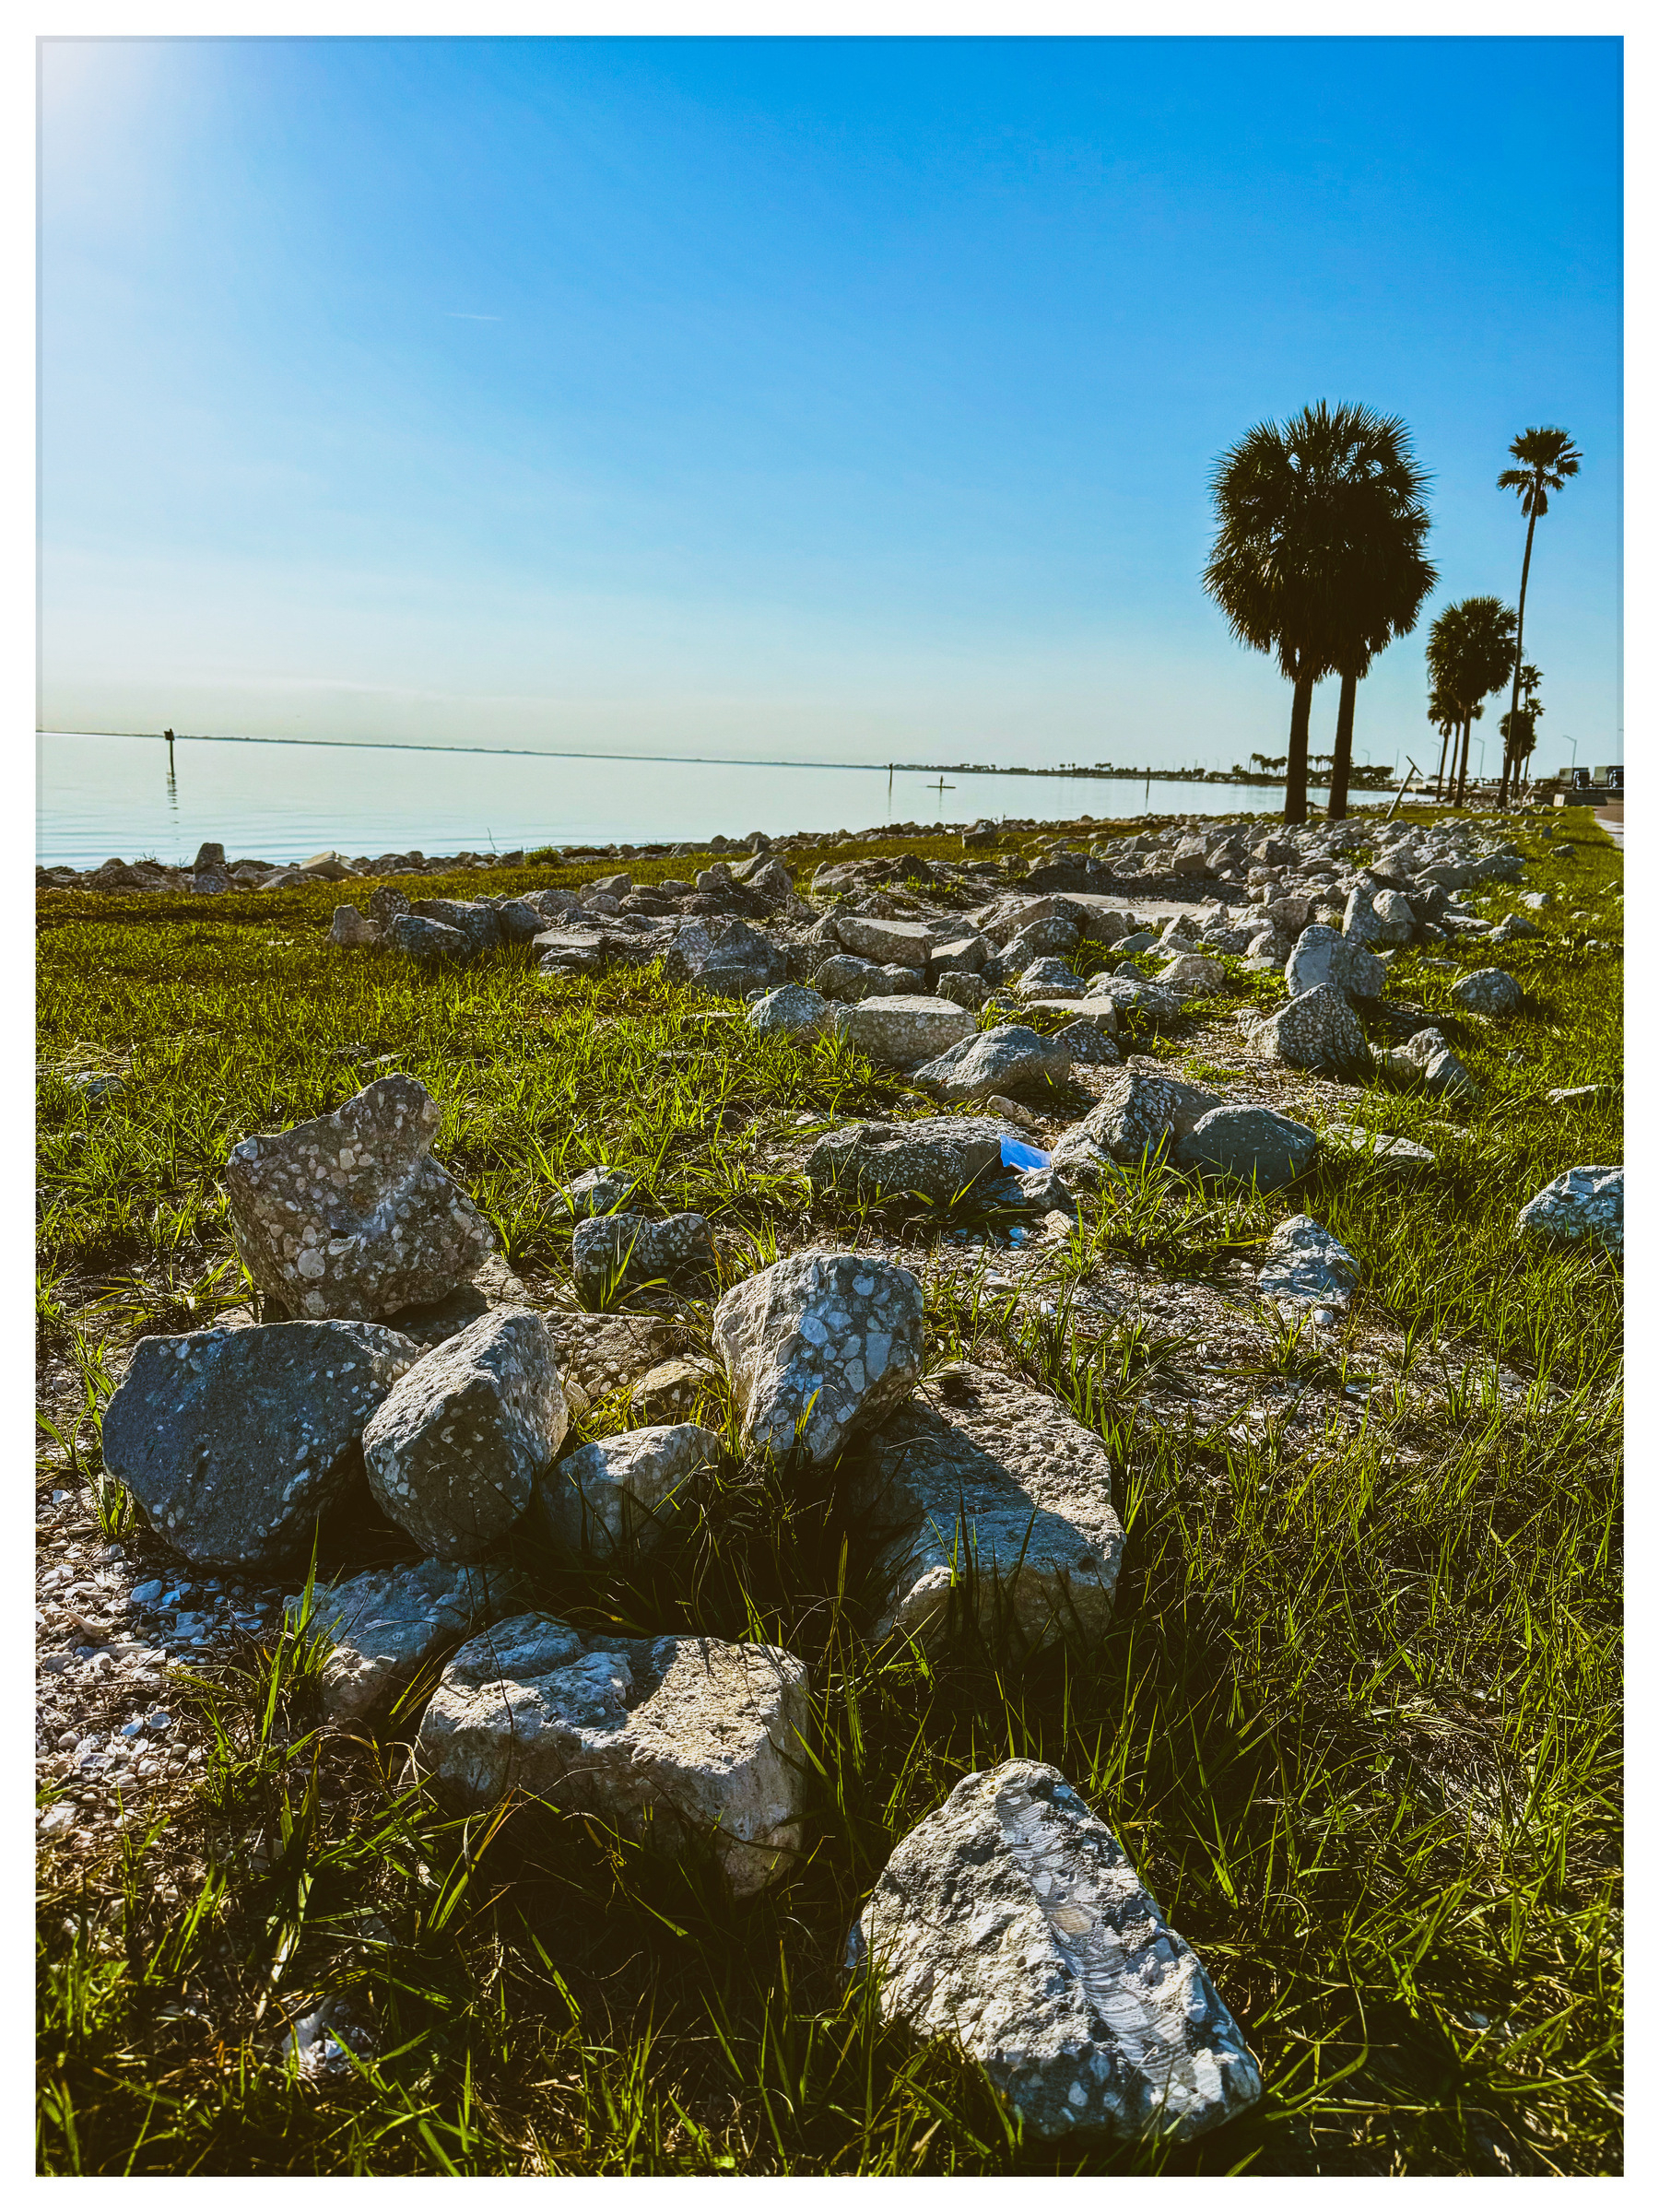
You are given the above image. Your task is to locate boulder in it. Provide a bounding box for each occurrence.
[1173,1104,1316,1190]
[911,1024,1073,1104]
[225,1075,496,1321]
[806,1115,1018,1210]
[413,899,501,959]
[387,912,472,961]
[1050,1067,1222,1184]
[363,1307,568,1561]
[537,1421,724,1559]
[1252,986,1372,1080]
[1380,1027,1477,1098]
[746,984,831,1037]
[1085,972,1183,1024]
[928,933,992,980]
[291,1558,529,1727]
[830,995,976,1069]
[1159,952,1226,996]
[1015,956,1088,1000]
[1450,968,1524,1016]
[571,1212,718,1300]
[368,886,412,927]
[329,905,380,949]
[712,1251,924,1464]
[1343,884,1412,949]
[1471,853,1525,883]
[1284,924,1386,1004]
[1170,837,1214,877]
[665,917,787,997]
[1053,1019,1123,1066]
[1256,1214,1360,1309]
[834,913,936,967]
[850,1760,1263,2143]
[813,954,894,1002]
[935,971,994,1011]
[856,1366,1124,1650]
[1001,916,1081,967]
[1488,913,1541,946]
[101,1320,421,1571]
[494,898,547,944]
[410,1614,810,1896]
[1516,1165,1623,1259]
[542,1310,680,1414]
[1028,997,1117,1034]
[1263,894,1312,938]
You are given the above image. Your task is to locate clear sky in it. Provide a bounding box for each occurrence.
[39,34,1622,773]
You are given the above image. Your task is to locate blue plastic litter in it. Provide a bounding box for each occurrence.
[999,1137,1052,1171]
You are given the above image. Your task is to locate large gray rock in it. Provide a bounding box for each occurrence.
[1015,956,1088,1000]
[1054,1018,1124,1067]
[535,1421,724,1559]
[665,917,787,997]
[1516,1165,1623,1259]
[1256,1214,1360,1309]
[1051,1067,1222,1185]
[409,1614,811,1897]
[1380,1027,1476,1098]
[363,1307,567,1561]
[1159,952,1226,996]
[290,1558,528,1727]
[857,1365,1124,1650]
[225,1075,496,1321]
[1284,924,1386,1004]
[834,913,936,967]
[101,1321,421,1571]
[806,1115,1017,1210]
[1085,971,1183,1024]
[911,1024,1073,1105]
[830,995,976,1069]
[387,912,472,961]
[746,984,831,1037]
[571,1211,718,1300]
[928,933,992,980]
[412,899,501,959]
[1488,912,1541,946]
[1174,1104,1316,1190]
[542,1310,680,1416]
[1343,884,1413,948]
[813,954,892,1002]
[851,1760,1264,2142]
[1252,986,1372,1080]
[329,905,379,949]
[712,1251,924,1464]
[1450,968,1524,1016]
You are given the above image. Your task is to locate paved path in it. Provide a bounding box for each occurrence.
[1594,808,1624,851]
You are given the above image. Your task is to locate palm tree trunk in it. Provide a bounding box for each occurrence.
[1434,723,1452,798]
[1500,503,1540,805]
[1283,663,1314,825]
[1328,668,1357,820]
[1454,717,1473,807]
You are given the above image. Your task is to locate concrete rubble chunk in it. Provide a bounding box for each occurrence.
[542,1310,679,1417]
[1284,924,1386,1004]
[291,1558,530,1727]
[226,1074,496,1320]
[850,1759,1264,2142]
[329,905,380,949]
[101,1320,422,1571]
[1256,1214,1360,1309]
[746,984,832,1036]
[536,1421,724,1559]
[387,912,473,961]
[410,1613,811,1896]
[806,1115,1018,1209]
[834,912,937,966]
[856,1365,1124,1650]
[553,1165,640,1219]
[712,1250,925,1464]
[665,917,787,997]
[412,898,501,959]
[1380,1027,1476,1098]
[830,994,976,1069]
[1173,1104,1316,1190]
[1516,1164,1622,1259]
[363,1306,568,1561]
[1051,1067,1222,1185]
[571,1211,718,1300]
[1321,1123,1437,1172]
[1159,952,1226,996]
[1252,985,1372,1080]
[1450,968,1524,1016]
[912,1024,1073,1104]
[1015,956,1088,1000]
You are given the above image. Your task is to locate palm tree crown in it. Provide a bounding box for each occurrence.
[1497,427,1583,517]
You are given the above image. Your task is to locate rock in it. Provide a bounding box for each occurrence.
[1174,1105,1316,1190]
[935,970,994,1011]
[1343,884,1413,948]
[856,1366,1124,1649]
[1256,1214,1360,1308]
[1252,986,1372,1080]
[1488,913,1541,946]
[1450,968,1523,1016]
[387,912,472,961]
[363,1307,568,1561]
[834,913,936,967]
[1015,956,1088,1000]
[746,984,831,1037]
[1546,1084,1603,1107]
[1472,853,1524,883]
[292,1558,528,1727]
[806,1115,1018,1210]
[928,933,992,980]
[1050,1067,1222,1183]
[830,995,976,1069]
[494,898,547,944]
[850,1760,1263,2143]
[225,1075,496,1321]
[536,1422,724,1559]
[194,840,227,874]
[101,1321,421,1571]
[412,899,501,959]
[571,1212,718,1300]
[410,1615,810,1896]
[1263,894,1312,938]
[1085,972,1183,1023]
[712,1251,924,1464]
[1002,918,1081,971]
[542,1311,679,1411]
[1170,837,1214,877]
[912,1024,1073,1104]
[1381,1027,1477,1098]
[552,1165,640,1219]
[1159,952,1226,996]
[876,963,927,994]
[1053,1019,1123,1066]
[329,905,380,949]
[1028,996,1117,1033]
[813,954,890,1002]
[1516,1165,1623,1259]
[627,1357,712,1423]
[1284,924,1386,1004]
[665,917,787,997]
[1321,1124,1436,1172]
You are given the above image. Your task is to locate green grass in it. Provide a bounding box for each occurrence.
[36,806,1622,2174]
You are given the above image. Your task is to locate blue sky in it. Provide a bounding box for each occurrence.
[39,35,1622,771]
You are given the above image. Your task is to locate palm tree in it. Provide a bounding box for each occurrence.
[1500,662,1545,790]
[1425,596,1517,806]
[1428,682,1461,798]
[1496,427,1581,803]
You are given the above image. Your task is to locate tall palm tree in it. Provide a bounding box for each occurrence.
[1426,596,1516,806]
[1428,682,1461,798]
[1496,427,1581,803]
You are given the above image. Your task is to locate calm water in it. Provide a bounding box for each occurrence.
[36,730,1325,870]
